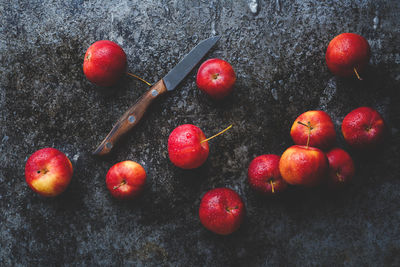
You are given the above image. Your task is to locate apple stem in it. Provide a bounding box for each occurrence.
[200,124,233,144]
[212,73,220,80]
[270,180,275,193]
[306,122,311,148]
[297,121,312,148]
[113,179,126,190]
[297,121,308,127]
[37,169,49,174]
[353,67,363,81]
[126,72,152,86]
[226,206,238,212]
[336,171,344,182]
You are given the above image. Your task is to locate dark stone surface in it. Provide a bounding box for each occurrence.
[1,0,400,265]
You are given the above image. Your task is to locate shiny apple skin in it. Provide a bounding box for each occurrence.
[326,148,355,188]
[83,40,127,87]
[247,154,287,195]
[290,110,336,151]
[326,33,370,77]
[106,161,146,200]
[199,188,245,235]
[341,107,386,150]
[196,58,236,99]
[168,124,209,169]
[25,148,73,197]
[279,145,328,187]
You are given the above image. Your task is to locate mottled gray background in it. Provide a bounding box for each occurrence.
[1,0,400,266]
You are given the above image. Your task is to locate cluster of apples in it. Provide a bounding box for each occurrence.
[25,32,385,236]
[249,107,386,198]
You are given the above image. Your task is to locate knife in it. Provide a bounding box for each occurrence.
[93,36,220,156]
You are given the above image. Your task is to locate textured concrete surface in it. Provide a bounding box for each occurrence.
[1,0,400,266]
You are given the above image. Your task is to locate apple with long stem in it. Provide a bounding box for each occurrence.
[326,33,371,80]
[199,188,245,235]
[106,160,146,200]
[83,40,151,87]
[290,110,336,151]
[168,124,232,169]
[247,154,287,195]
[83,40,127,87]
[196,58,236,99]
[25,148,73,197]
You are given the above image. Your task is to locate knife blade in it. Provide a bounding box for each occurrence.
[163,36,220,91]
[93,36,220,156]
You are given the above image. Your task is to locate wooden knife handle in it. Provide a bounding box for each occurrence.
[93,79,168,156]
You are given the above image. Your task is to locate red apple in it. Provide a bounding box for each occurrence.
[247,154,287,195]
[199,188,245,235]
[326,33,371,79]
[326,148,355,188]
[279,145,328,187]
[168,124,209,169]
[341,107,386,150]
[196,58,236,99]
[25,148,73,197]
[290,110,336,150]
[106,160,146,200]
[83,40,127,87]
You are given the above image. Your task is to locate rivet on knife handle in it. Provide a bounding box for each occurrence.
[93,79,167,156]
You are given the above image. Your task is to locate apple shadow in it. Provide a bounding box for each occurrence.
[43,151,101,210]
[175,162,212,188]
[195,78,245,117]
[85,73,150,97]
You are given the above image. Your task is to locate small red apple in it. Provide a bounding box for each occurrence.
[326,33,371,79]
[341,107,386,150]
[83,40,127,87]
[25,148,73,197]
[279,145,328,187]
[106,160,146,200]
[199,188,245,235]
[290,110,336,151]
[326,148,355,188]
[247,154,287,195]
[196,58,236,99]
[168,124,209,169]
